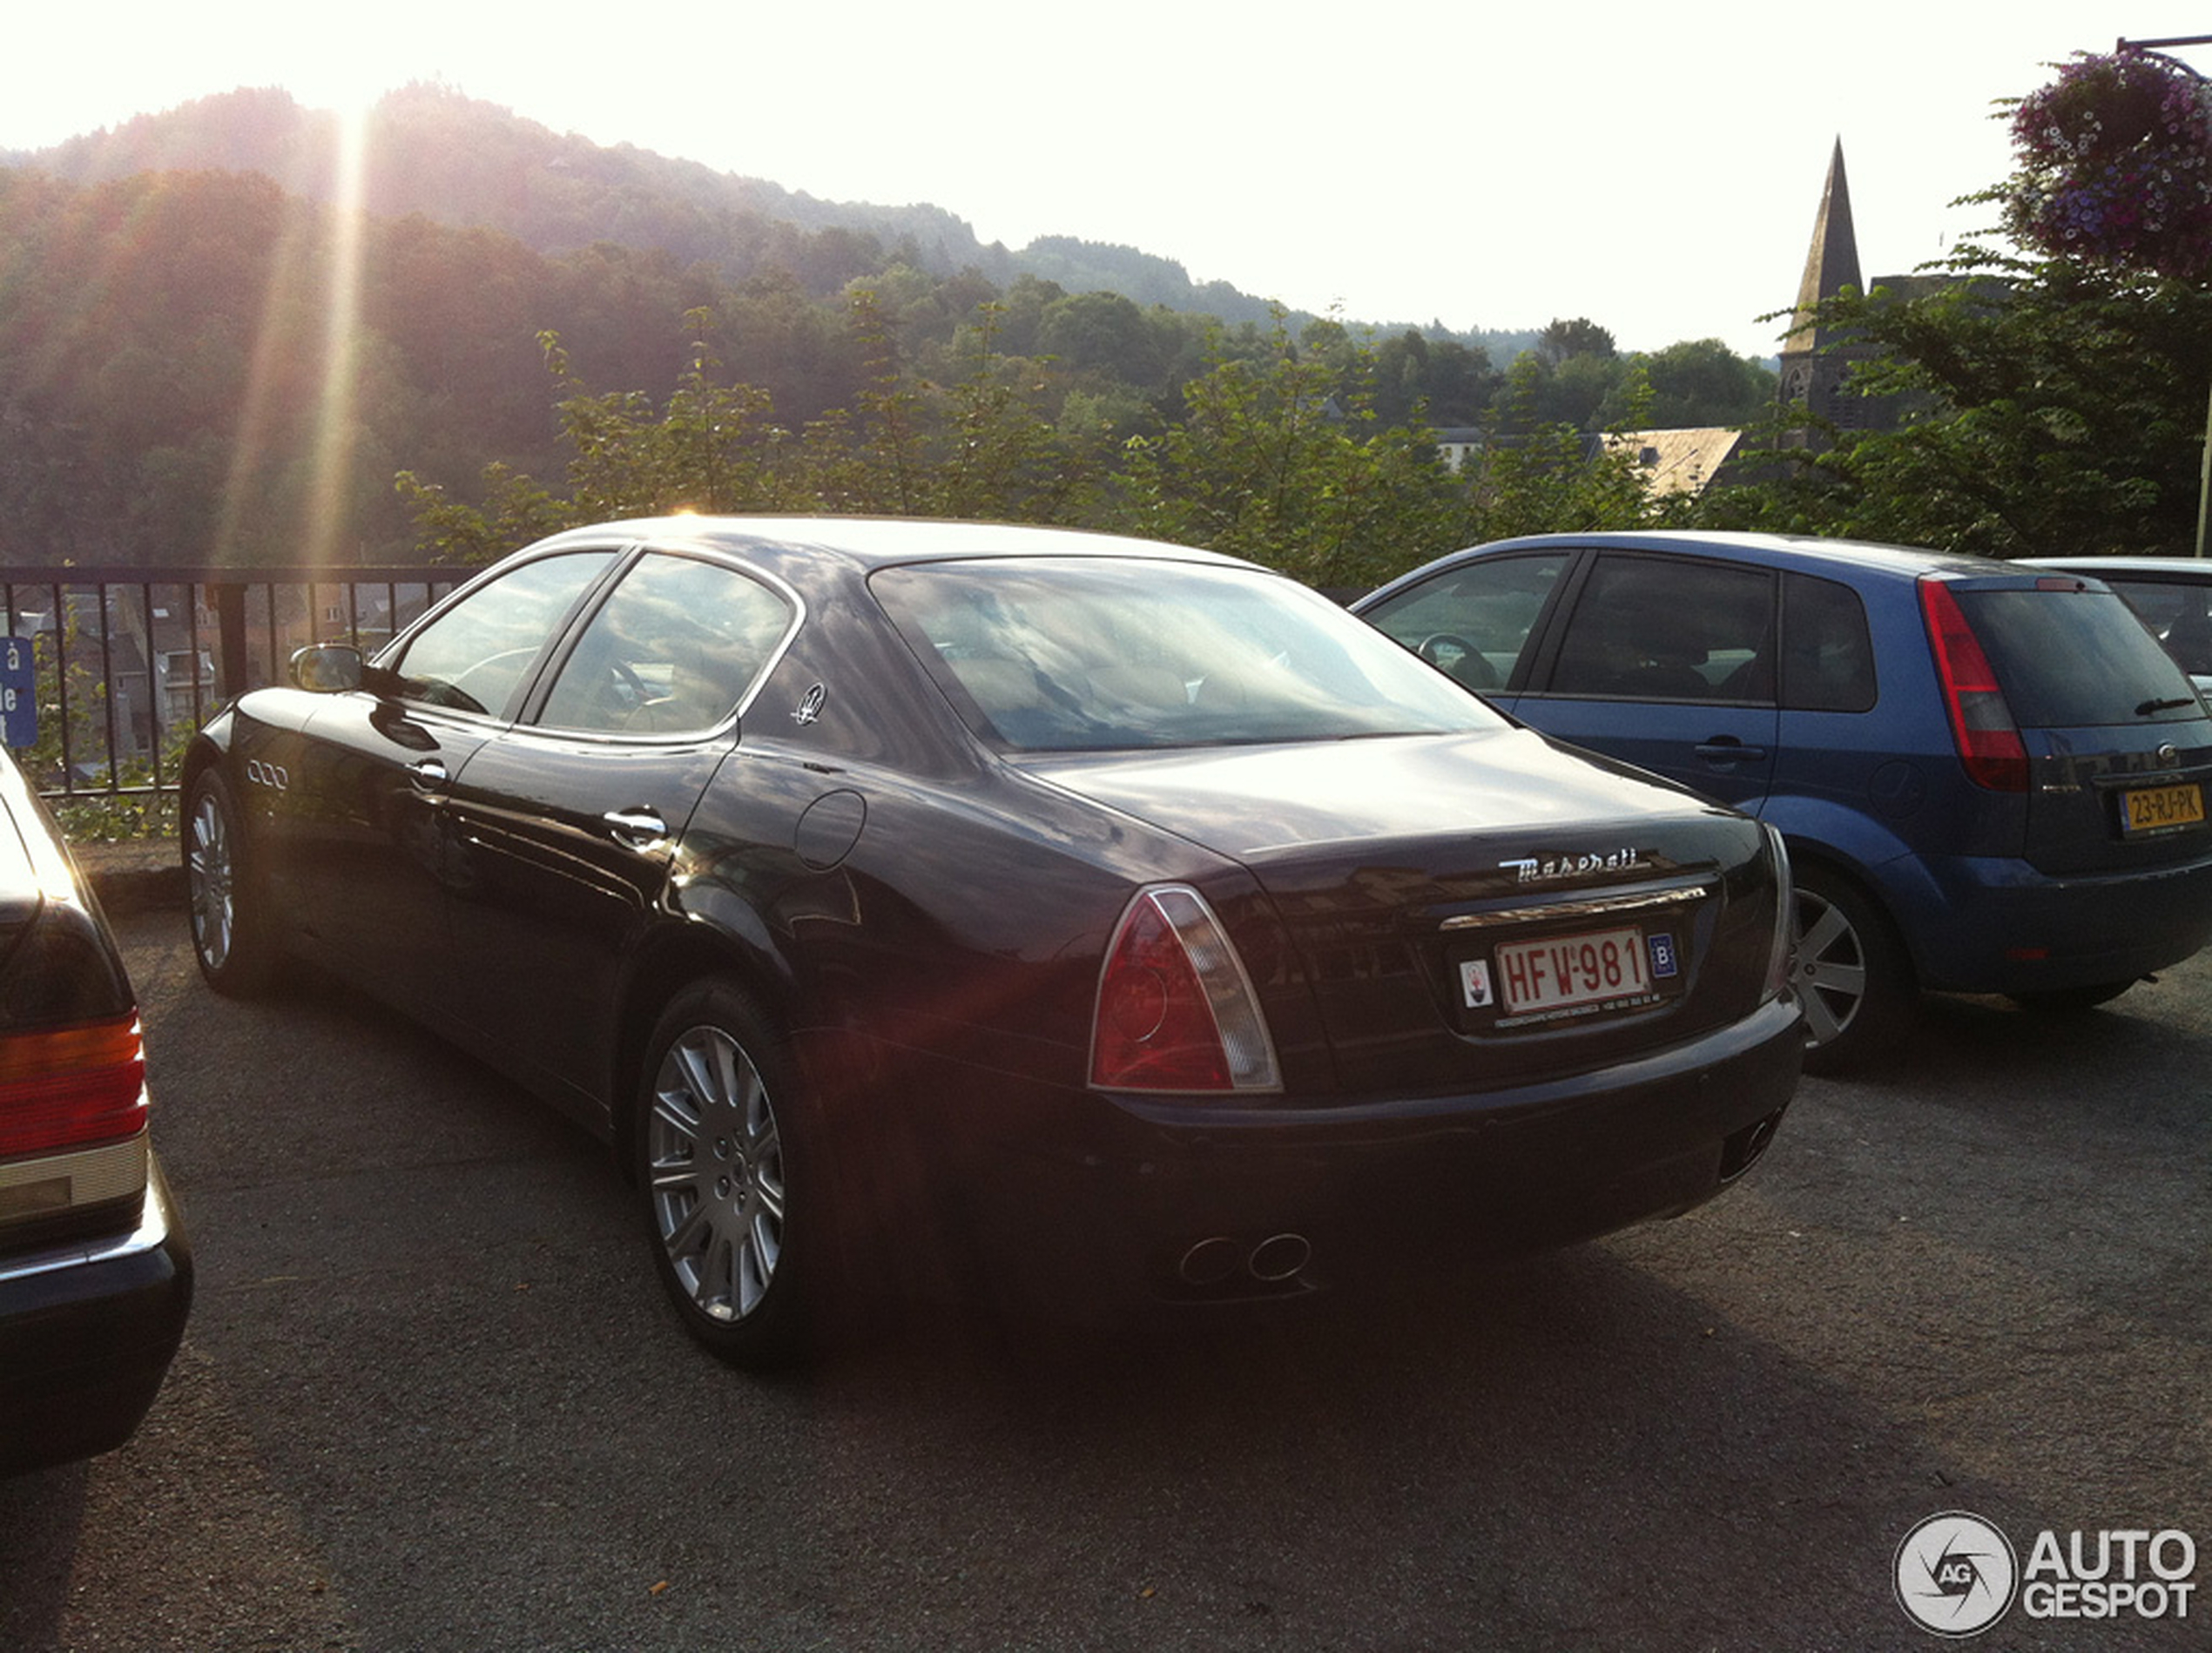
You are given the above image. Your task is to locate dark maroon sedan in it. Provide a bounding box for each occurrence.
[183,518,1800,1366]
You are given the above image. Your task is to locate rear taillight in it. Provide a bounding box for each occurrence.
[1919,578,2028,791]
[0,1013,147,1158]
[1091,886,1280,1094]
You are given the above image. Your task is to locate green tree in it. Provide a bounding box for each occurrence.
[1695,257,2212,557]
[1109,313,1470,589]
[1698,49,2212,557]
[1598,339,1776,429]
[1535,317,1616,366]
[1463,358,1671,543]
[397,312,786,560]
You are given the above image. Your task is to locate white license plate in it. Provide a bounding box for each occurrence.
[1494,924,1653,1014]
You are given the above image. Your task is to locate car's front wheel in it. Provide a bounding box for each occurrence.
[1793,865,1915,1075]
[635,979,815,1367]
[184,768,271,995]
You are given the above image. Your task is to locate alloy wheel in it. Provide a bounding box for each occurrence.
[1793,887,1867,1049]
[644,1024,786,1324]
[187,786,235,972]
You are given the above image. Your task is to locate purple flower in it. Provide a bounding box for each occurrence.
[2007,48,2212,280]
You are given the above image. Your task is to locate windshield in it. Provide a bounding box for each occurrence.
[873,557,1501,752]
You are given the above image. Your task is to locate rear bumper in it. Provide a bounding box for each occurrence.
[1900,848,2212,994]
[0,1157,193,1476]
[817,995,1803,1312]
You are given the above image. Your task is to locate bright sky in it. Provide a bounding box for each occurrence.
[8,2,2208,359]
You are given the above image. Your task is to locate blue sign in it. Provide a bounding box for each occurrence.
[0,638,35,749]
[1647,933,1679,979]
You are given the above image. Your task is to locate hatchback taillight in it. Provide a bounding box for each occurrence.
[1091,886,1280,1094]
[1919,578,2029,792]
[0,1013,147,1158]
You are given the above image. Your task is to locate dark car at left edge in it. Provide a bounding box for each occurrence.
[0,746,192,1475]
[182,516,1801,1366]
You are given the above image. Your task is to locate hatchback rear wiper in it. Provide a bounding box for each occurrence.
[2136,696,2199,715]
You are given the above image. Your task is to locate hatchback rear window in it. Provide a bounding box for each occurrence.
[1952,586,2204,727]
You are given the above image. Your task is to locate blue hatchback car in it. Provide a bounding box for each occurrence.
[1354,531,2212,1070]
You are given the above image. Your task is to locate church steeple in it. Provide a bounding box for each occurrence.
[1791,139,1863,335]
[1778,139,1868,437]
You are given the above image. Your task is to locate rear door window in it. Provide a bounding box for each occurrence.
[1548,555,1776,703]
[1515,552,1780,813]
[536,552,795,736]
[1953,586,2203,727]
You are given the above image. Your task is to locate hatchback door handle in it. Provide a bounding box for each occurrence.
[603,806,670,848]
[1694,739,1767,765]
[407,759,448,793]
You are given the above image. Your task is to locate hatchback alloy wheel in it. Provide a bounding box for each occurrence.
[1793,867,1913,1074]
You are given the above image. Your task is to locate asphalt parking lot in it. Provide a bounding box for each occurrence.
[3,905,2207,1651]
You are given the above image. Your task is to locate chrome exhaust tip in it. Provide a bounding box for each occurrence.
[1719,1109,1785,1183]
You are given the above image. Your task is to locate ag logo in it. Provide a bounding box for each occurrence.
[1895,1512,2019,1636]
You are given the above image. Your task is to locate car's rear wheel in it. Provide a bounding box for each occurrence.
[635,979,814,1367]
[1793,865,1915,1075]
[184,769,271,995]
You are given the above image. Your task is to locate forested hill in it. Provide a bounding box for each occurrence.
[4,83,1530,355]
[2,84,1791,573]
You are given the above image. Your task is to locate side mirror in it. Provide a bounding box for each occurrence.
[291,643,365,693]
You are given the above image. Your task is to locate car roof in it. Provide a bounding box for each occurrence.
[1445,530,2000,582]
[2020,556,2212,579]
[516,516,1263,577]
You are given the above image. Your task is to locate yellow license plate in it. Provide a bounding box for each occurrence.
[2123,782,2205,834]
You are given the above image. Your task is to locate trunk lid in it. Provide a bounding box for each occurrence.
[1021,729,1781,1093]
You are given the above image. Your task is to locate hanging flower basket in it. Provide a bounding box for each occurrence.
[2006,48,2212,282]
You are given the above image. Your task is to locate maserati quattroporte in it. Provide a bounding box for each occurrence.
[184,518,1801,1365]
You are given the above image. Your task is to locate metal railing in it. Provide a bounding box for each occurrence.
[1,564,465,804]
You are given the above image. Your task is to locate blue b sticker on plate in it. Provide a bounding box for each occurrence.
[1647,933,1679,979]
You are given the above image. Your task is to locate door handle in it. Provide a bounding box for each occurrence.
[407,758,449,793]
[603,806,670,849]
[1694,739,1767,765]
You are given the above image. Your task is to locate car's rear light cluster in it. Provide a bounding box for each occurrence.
[0,1013,148,1159]
[1919,577,2029,792]
[1091,885,1281,1094]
